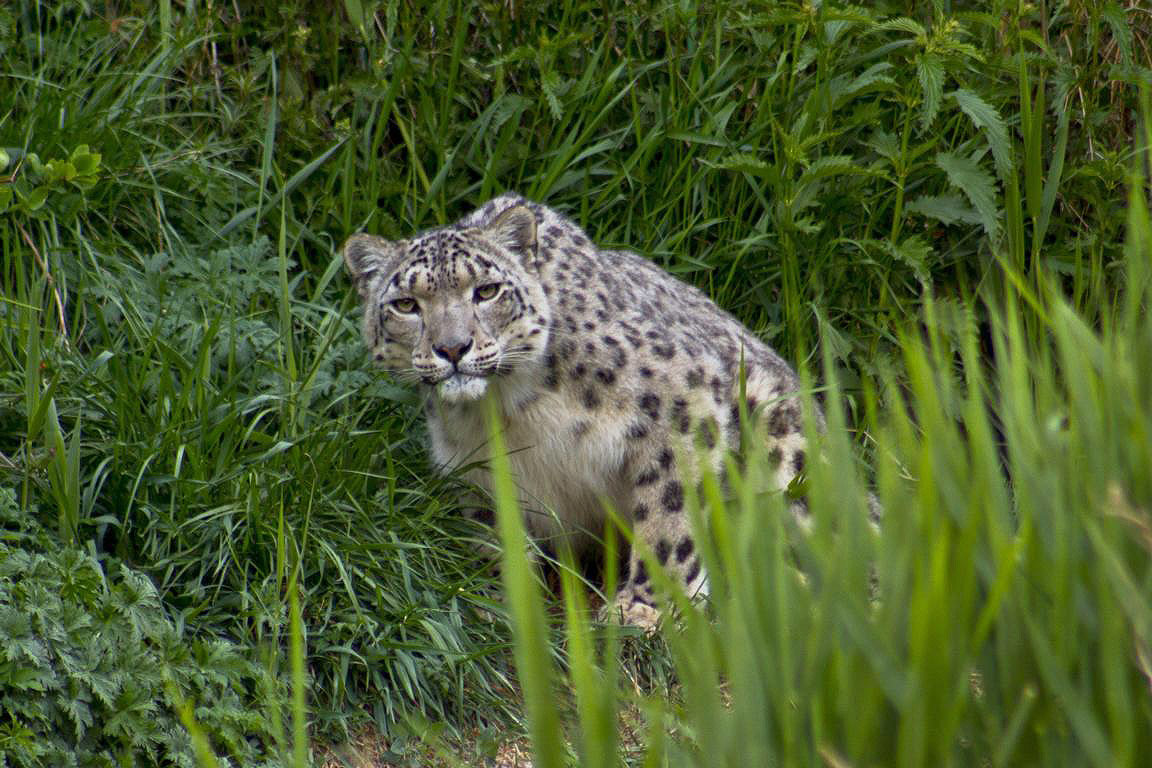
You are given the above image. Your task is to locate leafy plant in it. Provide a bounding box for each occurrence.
[0,145,102,219]
[0,490,281,767]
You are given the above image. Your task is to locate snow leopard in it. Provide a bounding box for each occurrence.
[343,195,818,628]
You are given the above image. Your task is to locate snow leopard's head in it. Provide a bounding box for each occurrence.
[343,204,551,402]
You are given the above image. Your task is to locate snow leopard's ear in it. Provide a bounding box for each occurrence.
[484,204,538,264]
[343,234,402,299]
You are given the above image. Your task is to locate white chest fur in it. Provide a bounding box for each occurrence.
[425,375,631,548]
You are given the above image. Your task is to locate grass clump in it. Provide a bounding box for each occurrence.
[2,226,519,745]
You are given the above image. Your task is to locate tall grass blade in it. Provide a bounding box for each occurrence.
[484,394,565,768]
[289,576,309,768]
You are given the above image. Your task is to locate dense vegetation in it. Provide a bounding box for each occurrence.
[1,1,1149,765]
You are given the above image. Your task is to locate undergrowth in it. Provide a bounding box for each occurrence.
[0,490,278,767]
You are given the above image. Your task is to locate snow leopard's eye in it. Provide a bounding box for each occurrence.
[474,282,501,302]
[391,297,419,314]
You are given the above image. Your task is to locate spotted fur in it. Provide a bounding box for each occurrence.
[344,195,817,629]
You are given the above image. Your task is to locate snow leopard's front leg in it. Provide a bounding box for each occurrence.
[605,390,815,629]
[607,443,708,630]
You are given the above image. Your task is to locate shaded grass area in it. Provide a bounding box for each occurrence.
[1,1,1150,765]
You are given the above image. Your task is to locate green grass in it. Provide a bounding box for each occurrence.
[1,1,1150,765]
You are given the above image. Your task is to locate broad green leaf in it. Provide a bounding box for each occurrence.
[876,17,926,38]
[865,129,900,163]
[44,159,76,182]
[798,155,876,186]
[938,40,983,62]
[917,53,945,129]
[906,193,983,226]
[1019,28,1048,50]
[955,11,1000,29]
[713,152,772,176]
[839,61,896,103]
[541,69,564,120]
[936,150,1000,239]
[59,695,94,741]
[71,150,101,176]
[20,186,49,212]
[884,234,934,284]
[821,8,875,24]
[0,662,49,691]
[951,88,1012,178]
[1100,3,1133,64]
[824,9,873,43]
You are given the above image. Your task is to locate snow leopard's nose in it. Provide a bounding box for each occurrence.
[433,339,473,364]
